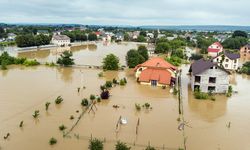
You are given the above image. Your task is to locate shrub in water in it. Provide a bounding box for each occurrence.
[33,110,40,118]
[100,90,110,99]
[135,103,141,111]
[81,98,89,106]
[23,59,40,66]
[115,141,131,150]
[145,146,156,150]
[59,124,67,131]
[90,94,96,101]
[49,137,57,145]
[88,138,103,150]
[55,96,63,104]
[105,81,113,88]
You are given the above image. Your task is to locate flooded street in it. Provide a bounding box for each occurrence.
[0,43,250,150]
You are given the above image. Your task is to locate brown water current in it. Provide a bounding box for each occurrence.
[0,43,250,150]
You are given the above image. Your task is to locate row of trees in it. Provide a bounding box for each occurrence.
[222,30,248,50]
[126,45,149,68]
[155,38,186,54]
[62,30,97,42]
[15,34,51,47]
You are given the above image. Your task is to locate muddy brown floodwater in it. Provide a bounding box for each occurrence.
[16,42,142,66]
[1,43,250,150]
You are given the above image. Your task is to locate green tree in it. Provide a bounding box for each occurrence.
[171,48,184,58]
[126,49,145,68]
[137,35,146,42]
[88,33,98,41]
[155,42,171,53]
[124,33,130,41]
[138,45,149,60]
[57,51,74,66]
[139,31,147,37]
[103,54,119,70]
[232,30,248,38]
[222,37,248,49]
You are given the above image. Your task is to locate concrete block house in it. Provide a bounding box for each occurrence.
[134,57,177,87]
[189,59,230,93]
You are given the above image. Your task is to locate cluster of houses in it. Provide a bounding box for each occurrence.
[134,41,243,95]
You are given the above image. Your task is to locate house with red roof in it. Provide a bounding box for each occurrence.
[207,42,223,57]
[134,57,177,87]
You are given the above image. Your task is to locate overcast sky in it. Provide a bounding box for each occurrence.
[0,0,249,26]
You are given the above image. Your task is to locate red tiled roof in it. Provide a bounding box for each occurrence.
[207,48,221,53]
[139,68,172,85]
[214,42,223,48]
[208,42,223,53]
[135,57,177,71]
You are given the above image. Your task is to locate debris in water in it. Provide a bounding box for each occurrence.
[113,105,119,108]
[178,123,185,131]
[4,133,10,140]
[120,118,128,124]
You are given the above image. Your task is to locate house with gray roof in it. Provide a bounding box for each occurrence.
[51,35,70,46]
[213,51,240,70]
[189,59,230,93]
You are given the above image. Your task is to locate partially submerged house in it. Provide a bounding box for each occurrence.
[207,42,223,57]
[213,52,240,70]
[189,59,230,93]
[51,35,70,46]
[134,57,177,87]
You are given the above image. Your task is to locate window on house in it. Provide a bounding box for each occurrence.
[234,60,237,63]
[209,77,216,83]
[225,64,228,68]
[139,68,143,71]
[225,59,229,62]
[208,86,216,91]
[217,58,219,62]
[195,76,201,83]
[210,67,213,69]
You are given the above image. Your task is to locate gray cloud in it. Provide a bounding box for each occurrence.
[0,0,249,25]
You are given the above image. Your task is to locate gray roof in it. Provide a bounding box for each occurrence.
[52,35,70,40]
[224,52,240,60]
[246,44,250,49]
[190,59,230,75]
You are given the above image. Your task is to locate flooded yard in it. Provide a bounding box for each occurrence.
[1,42,250,150]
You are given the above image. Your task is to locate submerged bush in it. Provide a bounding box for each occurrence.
[135,103,141,111]
[23,59,40,66]
[145,146,156,150]
[88,138,103,150]
[45,102,51,111]
[59,124,67,131]
[194,88,209,100]
[115,141,131,150]
[226,85,233,97]
[98,72,104,77]
[33,110,40,118]
[105,81,113,88]
[49,137,57,145]
[55,96,63,104]
[81,98,89,106]
[100,90,110,99]
[90,94,96,101]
